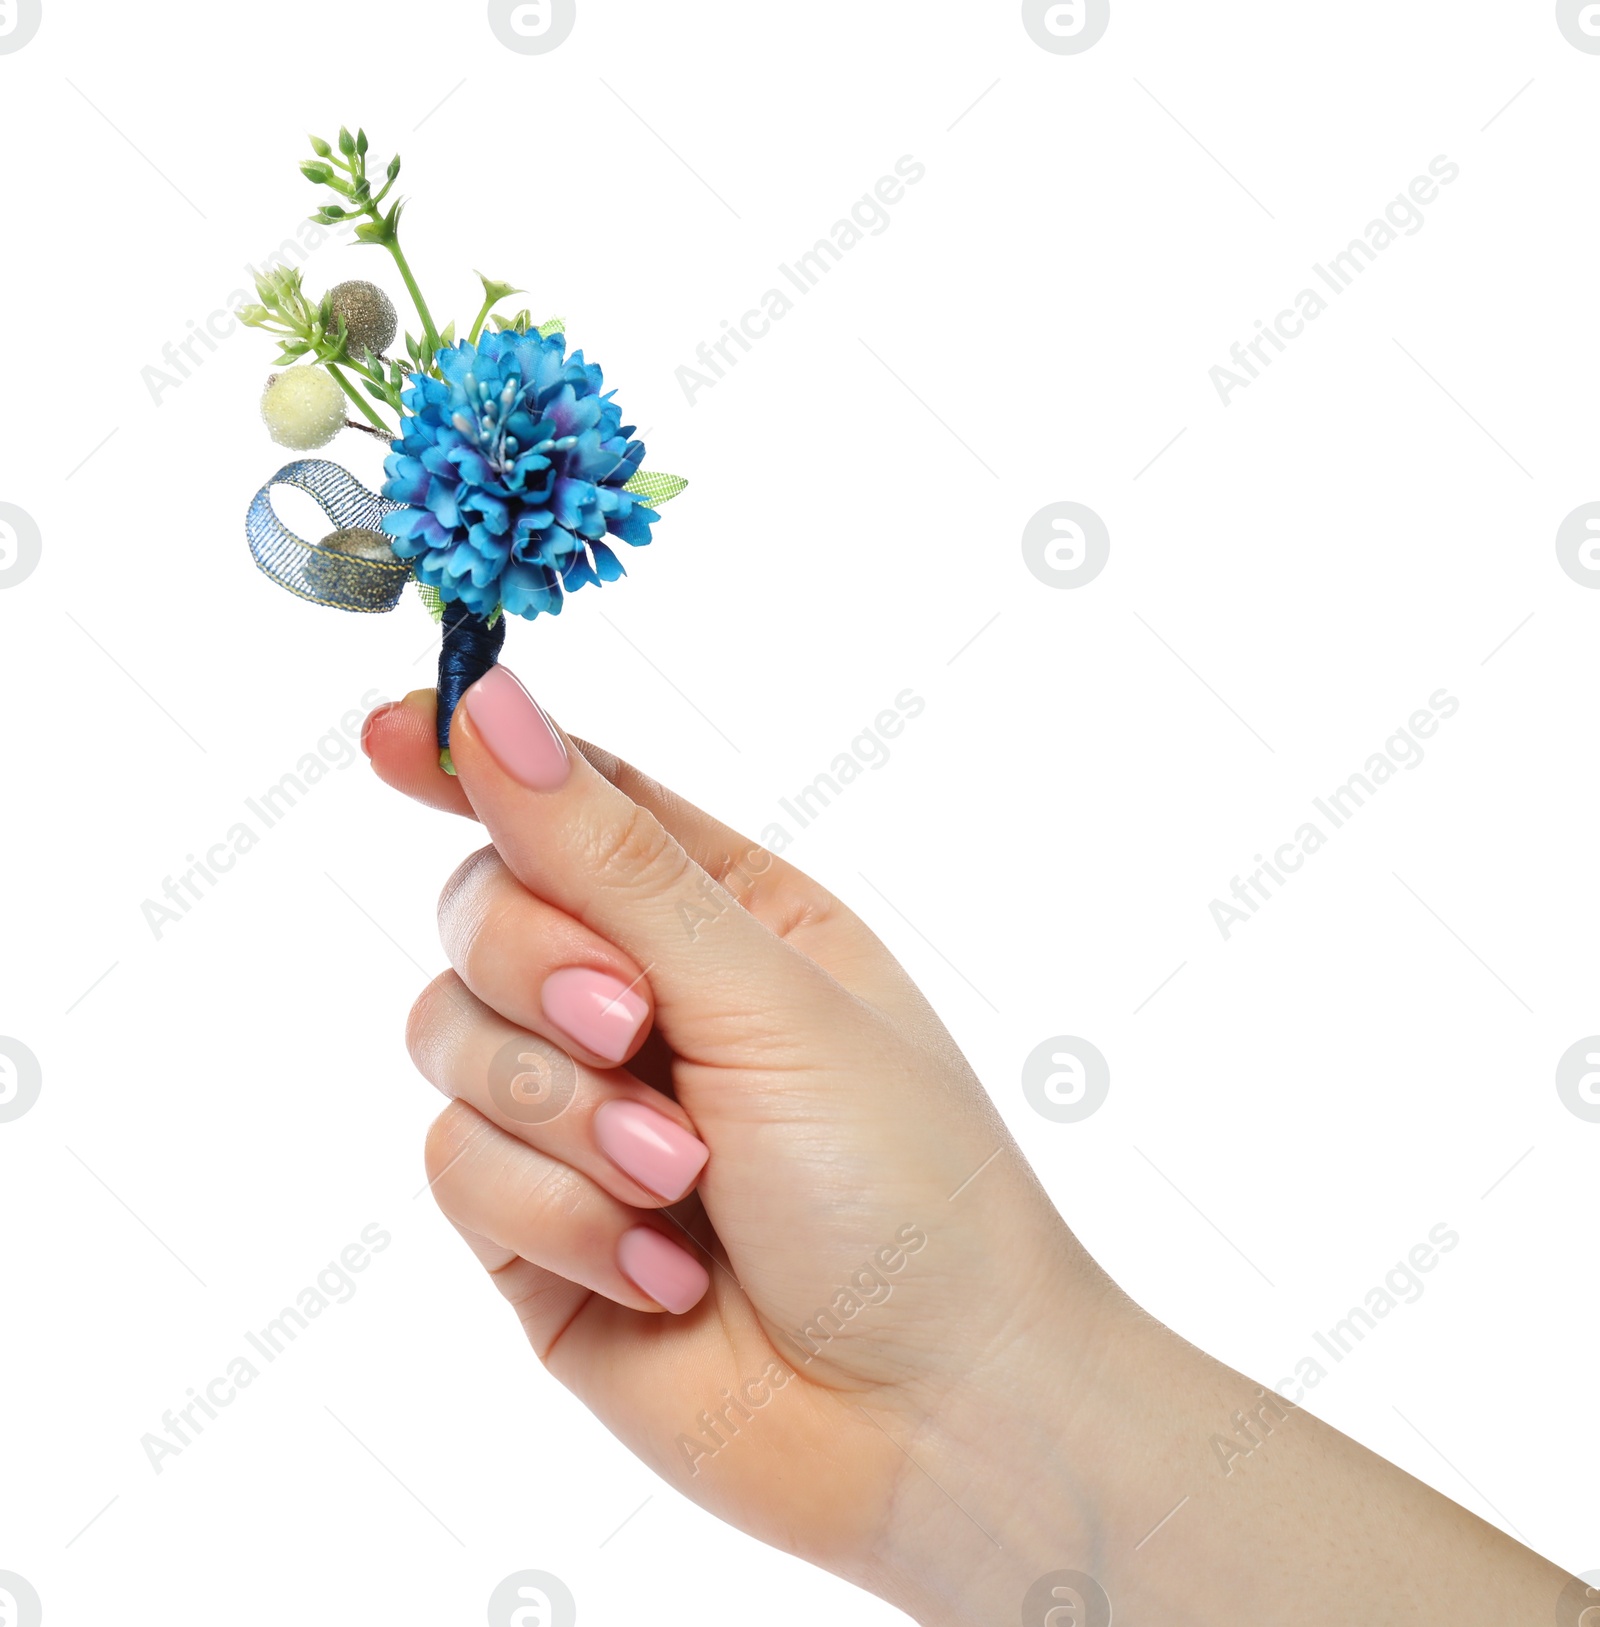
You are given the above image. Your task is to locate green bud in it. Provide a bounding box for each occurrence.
[475,271,523,307]
[386,154,401,181]
[338,126,356,156]
[308,134,333,158]
[237,304,270,327]
[356,128,369,156]
[301,160,334,184]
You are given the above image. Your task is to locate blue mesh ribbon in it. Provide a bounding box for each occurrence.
[245,452,687,773]
[246,459,412,613]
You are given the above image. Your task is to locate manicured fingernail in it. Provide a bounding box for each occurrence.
[617,1226,710,1314]
[542,967,649,1063]
[594,1100,710,1201]
[461,665,569,790]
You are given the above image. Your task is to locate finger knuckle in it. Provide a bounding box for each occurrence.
[451,890,526,1001]
[712,845,839,943]
[423,1100,481,1194]
[436,845,500,954]
[585,802,685,895]
[405,970,468,1079]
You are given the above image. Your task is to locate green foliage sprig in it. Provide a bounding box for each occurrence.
[239,264,401,433]
[302,126,442,361]
[240,124,529,443]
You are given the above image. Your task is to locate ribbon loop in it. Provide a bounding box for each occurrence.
[246,459,412,613]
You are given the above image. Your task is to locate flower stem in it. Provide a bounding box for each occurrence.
[387,239,442,357]
[327,364,390,433]
[466,292,497,346]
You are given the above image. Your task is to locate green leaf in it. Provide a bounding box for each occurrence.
[416,580,445,622]
[439,319,456,348]
[536,316,565,338]
[623,470,689,507]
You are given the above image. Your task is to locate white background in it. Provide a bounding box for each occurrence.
[1,1,1596,1621]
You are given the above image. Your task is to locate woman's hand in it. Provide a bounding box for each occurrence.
[363,668,1121,1619]
[363,669,1578,1627]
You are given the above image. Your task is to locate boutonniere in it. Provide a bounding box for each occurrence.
[242,124,685,771]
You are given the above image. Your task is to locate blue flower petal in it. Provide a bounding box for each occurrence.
[381,332,670,621]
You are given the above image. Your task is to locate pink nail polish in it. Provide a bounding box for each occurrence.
[594,1100,710,1201]
[542,967,649,1064]
[617,1226,710,1314]
[461,665,569,790]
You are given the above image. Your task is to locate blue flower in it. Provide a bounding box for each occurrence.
[379,329,657,620]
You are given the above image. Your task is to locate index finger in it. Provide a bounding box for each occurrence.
[365,686,920,1011]
[448,664,855,1061]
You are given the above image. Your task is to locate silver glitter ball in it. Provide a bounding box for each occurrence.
[318,527,397,563]
[325,280,398,359]
[301,527,406,610]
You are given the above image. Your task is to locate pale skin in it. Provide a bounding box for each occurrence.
[362,671,1583,1626]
